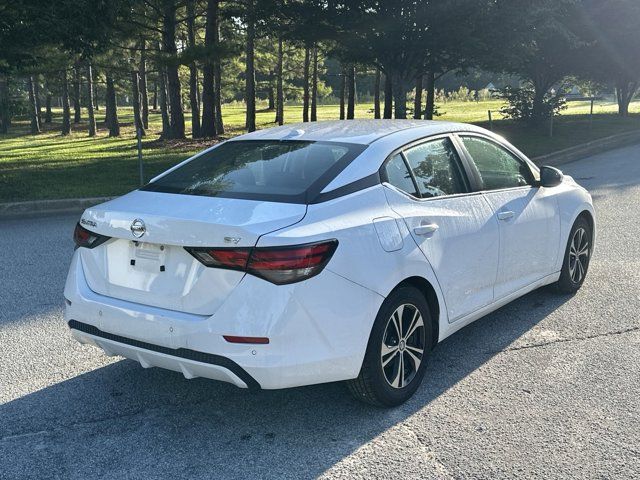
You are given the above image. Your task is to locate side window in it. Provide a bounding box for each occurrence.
[383,154,419,197]
[460,136,534,190]
[404,138,466,198]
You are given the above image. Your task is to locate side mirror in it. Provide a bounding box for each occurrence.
[539,166,563,188]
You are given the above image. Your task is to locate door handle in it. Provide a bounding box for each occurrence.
[414,223,439,236]
[497,211,515,221]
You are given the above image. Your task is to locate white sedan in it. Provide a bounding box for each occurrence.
[65,120,595,406]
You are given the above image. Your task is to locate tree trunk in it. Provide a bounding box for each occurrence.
[34,77,43,127]
[616,81,638,117]
[45,92,52,123]
[383,73,392,119]
[139,39,149,129]
[105,74,120,137]
[212,1,224,135]
[162,0,186,139]
[244,0,256,132]
[311,45,318,122]
[275,36,284,125]
[152,81,158,110]
[86,64,97,136]
[374,68,381,119]
[61,70,71,135]
[214,56,224,134]
[186,0,201,138]
[158,64,171,136]
[302,46,310,122]
[268,84,275,110]
[339,65,346,120]
[28,76,41,134]
[392,73,407,119]
[413,74,423,119]
[0,74,9,133]
[189,65,201,137]
[201,0,218,137]
[131,71,145,136]
[73,65,81,123]
[424,71,435,120]
[347,65,355,120]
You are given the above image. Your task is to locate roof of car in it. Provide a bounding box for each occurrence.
[233,119,478,145]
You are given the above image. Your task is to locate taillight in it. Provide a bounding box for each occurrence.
[185,240,338,285]
[73,223,110,249]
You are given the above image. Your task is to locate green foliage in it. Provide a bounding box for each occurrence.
[498,85,567,124]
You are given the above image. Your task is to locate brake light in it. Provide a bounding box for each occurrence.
[185,240,338,285]
[73,223,110,249]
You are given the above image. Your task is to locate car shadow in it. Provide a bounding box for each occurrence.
[1,286,572,479]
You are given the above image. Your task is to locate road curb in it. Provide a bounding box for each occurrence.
[1,131,639,220]
[0,196,114,220]
[532,130,640,167]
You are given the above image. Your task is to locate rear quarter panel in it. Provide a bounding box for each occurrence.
[257,185,449,341]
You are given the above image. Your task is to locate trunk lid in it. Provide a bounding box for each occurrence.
[78,190,306,315]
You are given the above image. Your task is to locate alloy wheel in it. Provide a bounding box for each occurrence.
[380,303,426,389]
[568,227,590,284]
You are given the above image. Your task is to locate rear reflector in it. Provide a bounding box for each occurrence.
[73,223,110,249]
[185,239,338,285]
[223,335,270,345]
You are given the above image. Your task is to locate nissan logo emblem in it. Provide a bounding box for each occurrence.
[130,218,146,238]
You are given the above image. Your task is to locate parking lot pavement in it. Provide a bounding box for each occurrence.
[1,144,639,479]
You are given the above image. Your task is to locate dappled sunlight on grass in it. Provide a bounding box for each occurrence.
[1,100,639,202]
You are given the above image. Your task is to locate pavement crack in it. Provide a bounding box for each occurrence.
[489,326,640,354]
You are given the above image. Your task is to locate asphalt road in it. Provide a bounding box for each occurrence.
[1,144,639,479]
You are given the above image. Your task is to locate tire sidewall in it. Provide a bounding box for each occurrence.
[559,216,592,291]
[365,286,433,406]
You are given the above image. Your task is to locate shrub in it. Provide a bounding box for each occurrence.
[497,84,567,124]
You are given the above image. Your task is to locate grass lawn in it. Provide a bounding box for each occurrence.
[1,99,639,202]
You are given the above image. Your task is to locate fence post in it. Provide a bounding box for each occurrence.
[589,98,594,133]
[549,114,554,138]
[488,110,493,131]
[137,127,144,187]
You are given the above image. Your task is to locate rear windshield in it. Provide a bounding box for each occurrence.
[142,140,366,203]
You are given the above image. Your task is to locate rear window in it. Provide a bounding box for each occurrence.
[142,140,366,203]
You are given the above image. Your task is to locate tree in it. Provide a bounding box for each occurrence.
[27,76,41,134]
[104,74,120,137]
[61,69,71,135]
[310,44,318,121]
[275,36,284,125]
[86,63,97,136]
[576,0,640,116]
[245,0,257,132]
[73,65,82,123]
[413,74,422,119]
[160,0,186,139]
[131,70,145,136]
[481,0,579,124]
[373,67,381,119]
[185,0,201,138]
[139,39,149,129]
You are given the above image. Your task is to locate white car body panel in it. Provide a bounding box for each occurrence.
[481,186,561,299]
[64,120,595,391]
[78,191,306,315]
[383,186,500,323]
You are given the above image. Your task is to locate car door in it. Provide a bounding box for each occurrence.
[457,135,561,299]
[382,136,500,323]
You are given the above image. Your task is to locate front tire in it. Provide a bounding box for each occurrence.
[347,286,433,407]
[555,216,592,294]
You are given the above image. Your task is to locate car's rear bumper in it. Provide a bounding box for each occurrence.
[64,250,384,390]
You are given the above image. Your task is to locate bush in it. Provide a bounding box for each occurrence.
[498,85,567,124]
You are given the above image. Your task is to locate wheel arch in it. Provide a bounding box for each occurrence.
[391,276,440,347]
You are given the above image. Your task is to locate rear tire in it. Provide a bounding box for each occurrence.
[347,286,433,407]
[555,216,592,294]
